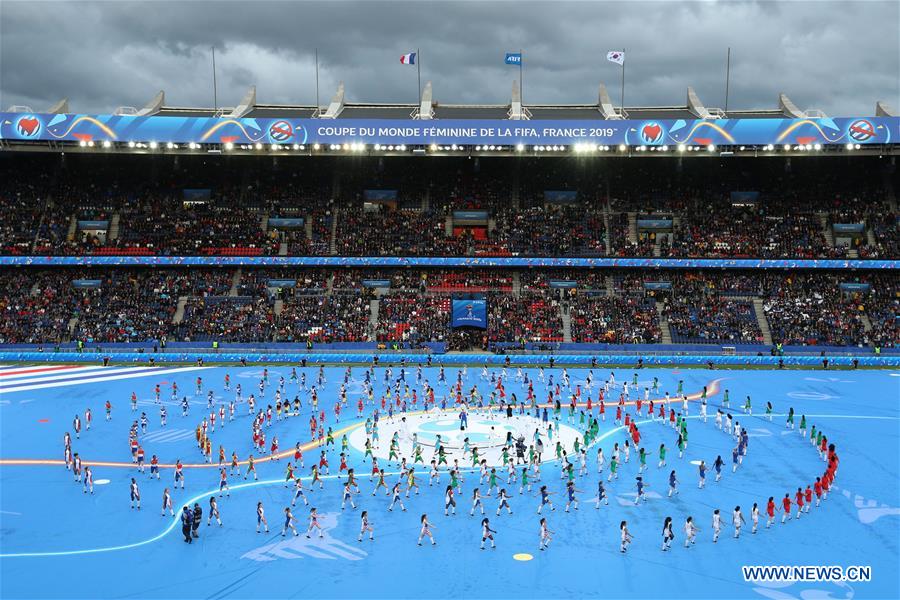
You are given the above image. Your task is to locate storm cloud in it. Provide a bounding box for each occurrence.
[1,0,897,115]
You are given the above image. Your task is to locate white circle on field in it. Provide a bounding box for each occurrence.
[94,479,111,485]
[349,411,582,465]
[787,392,837,401]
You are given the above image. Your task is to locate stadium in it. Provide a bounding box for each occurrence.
[1,4,899,598]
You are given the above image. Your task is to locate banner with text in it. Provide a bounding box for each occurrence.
[451,298,487,329]
[2,114,895,147]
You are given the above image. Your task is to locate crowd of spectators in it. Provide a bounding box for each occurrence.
[0,268,896,348]
[275,293,370,343]
[865,275,899,349]
[494,206,607,256]
[71,272,182,343]
[422,270,513,292]
[762,274,868,346]
[176,296,276,342]
[0,271,74,343]
[864,212,899,259]
[116,195,271,255]
[375,293,451,343]
[2,153,896,259]
[568,293,661,344]
[486,292,563,343]
[521,270,607,291]
[334,207,461,256]
[663,296,762,344]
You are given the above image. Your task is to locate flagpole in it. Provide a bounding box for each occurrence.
[520,48,524,106]
[315,48,320,116]
[724,47,731,114]
[211,46,218,112]
[417,47,422,107]
[619,47,625,117]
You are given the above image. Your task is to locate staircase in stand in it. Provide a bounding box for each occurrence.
[655,301,673,344]
[368,299,380,341]
[860,313,873,334]
[627,212,638,245]
[603,209,611,255]
[229,268,243,297]
[173,297,188,324]
[67,215,78,242]
[883,168,898,211]
[108,213,120,241]
[329,208,339,255]
[820,214,835,248]
[752,298,773,345]
[560,304,573,343]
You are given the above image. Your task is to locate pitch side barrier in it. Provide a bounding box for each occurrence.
[0,351,896,367]
[0,257,898,269]
[3,343,896,356]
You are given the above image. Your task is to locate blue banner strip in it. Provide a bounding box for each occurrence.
[0,352,896,367]
[2,113,896,146]
[1,256,897,269]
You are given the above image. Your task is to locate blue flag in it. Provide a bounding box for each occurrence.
[505,52,522,65]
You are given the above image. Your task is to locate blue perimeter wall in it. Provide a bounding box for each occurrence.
[1,351,897,367]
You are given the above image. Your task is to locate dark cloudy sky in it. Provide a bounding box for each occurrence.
[1,1,898,115]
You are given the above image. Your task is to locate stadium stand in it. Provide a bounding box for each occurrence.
[2,154,895,260]
[0,149,896,352]
[0,268,895,349]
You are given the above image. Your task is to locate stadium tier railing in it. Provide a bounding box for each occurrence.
[1,256,898,269]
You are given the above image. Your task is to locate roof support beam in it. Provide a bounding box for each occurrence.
[778,93,804,118]
[136,91,165,116]
[47,98,69,114]
[230,86,256,118]
[321,82,345,119]
[418,81,434,119]
[687,86,709,118]
[876,101,896,117]
[598,83,620,119]
[509,80,528,120]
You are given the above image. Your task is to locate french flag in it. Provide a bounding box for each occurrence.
[400,52,416,65]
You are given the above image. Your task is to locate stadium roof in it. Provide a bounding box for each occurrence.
[13,81,896,121]
[2,81,896,158]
